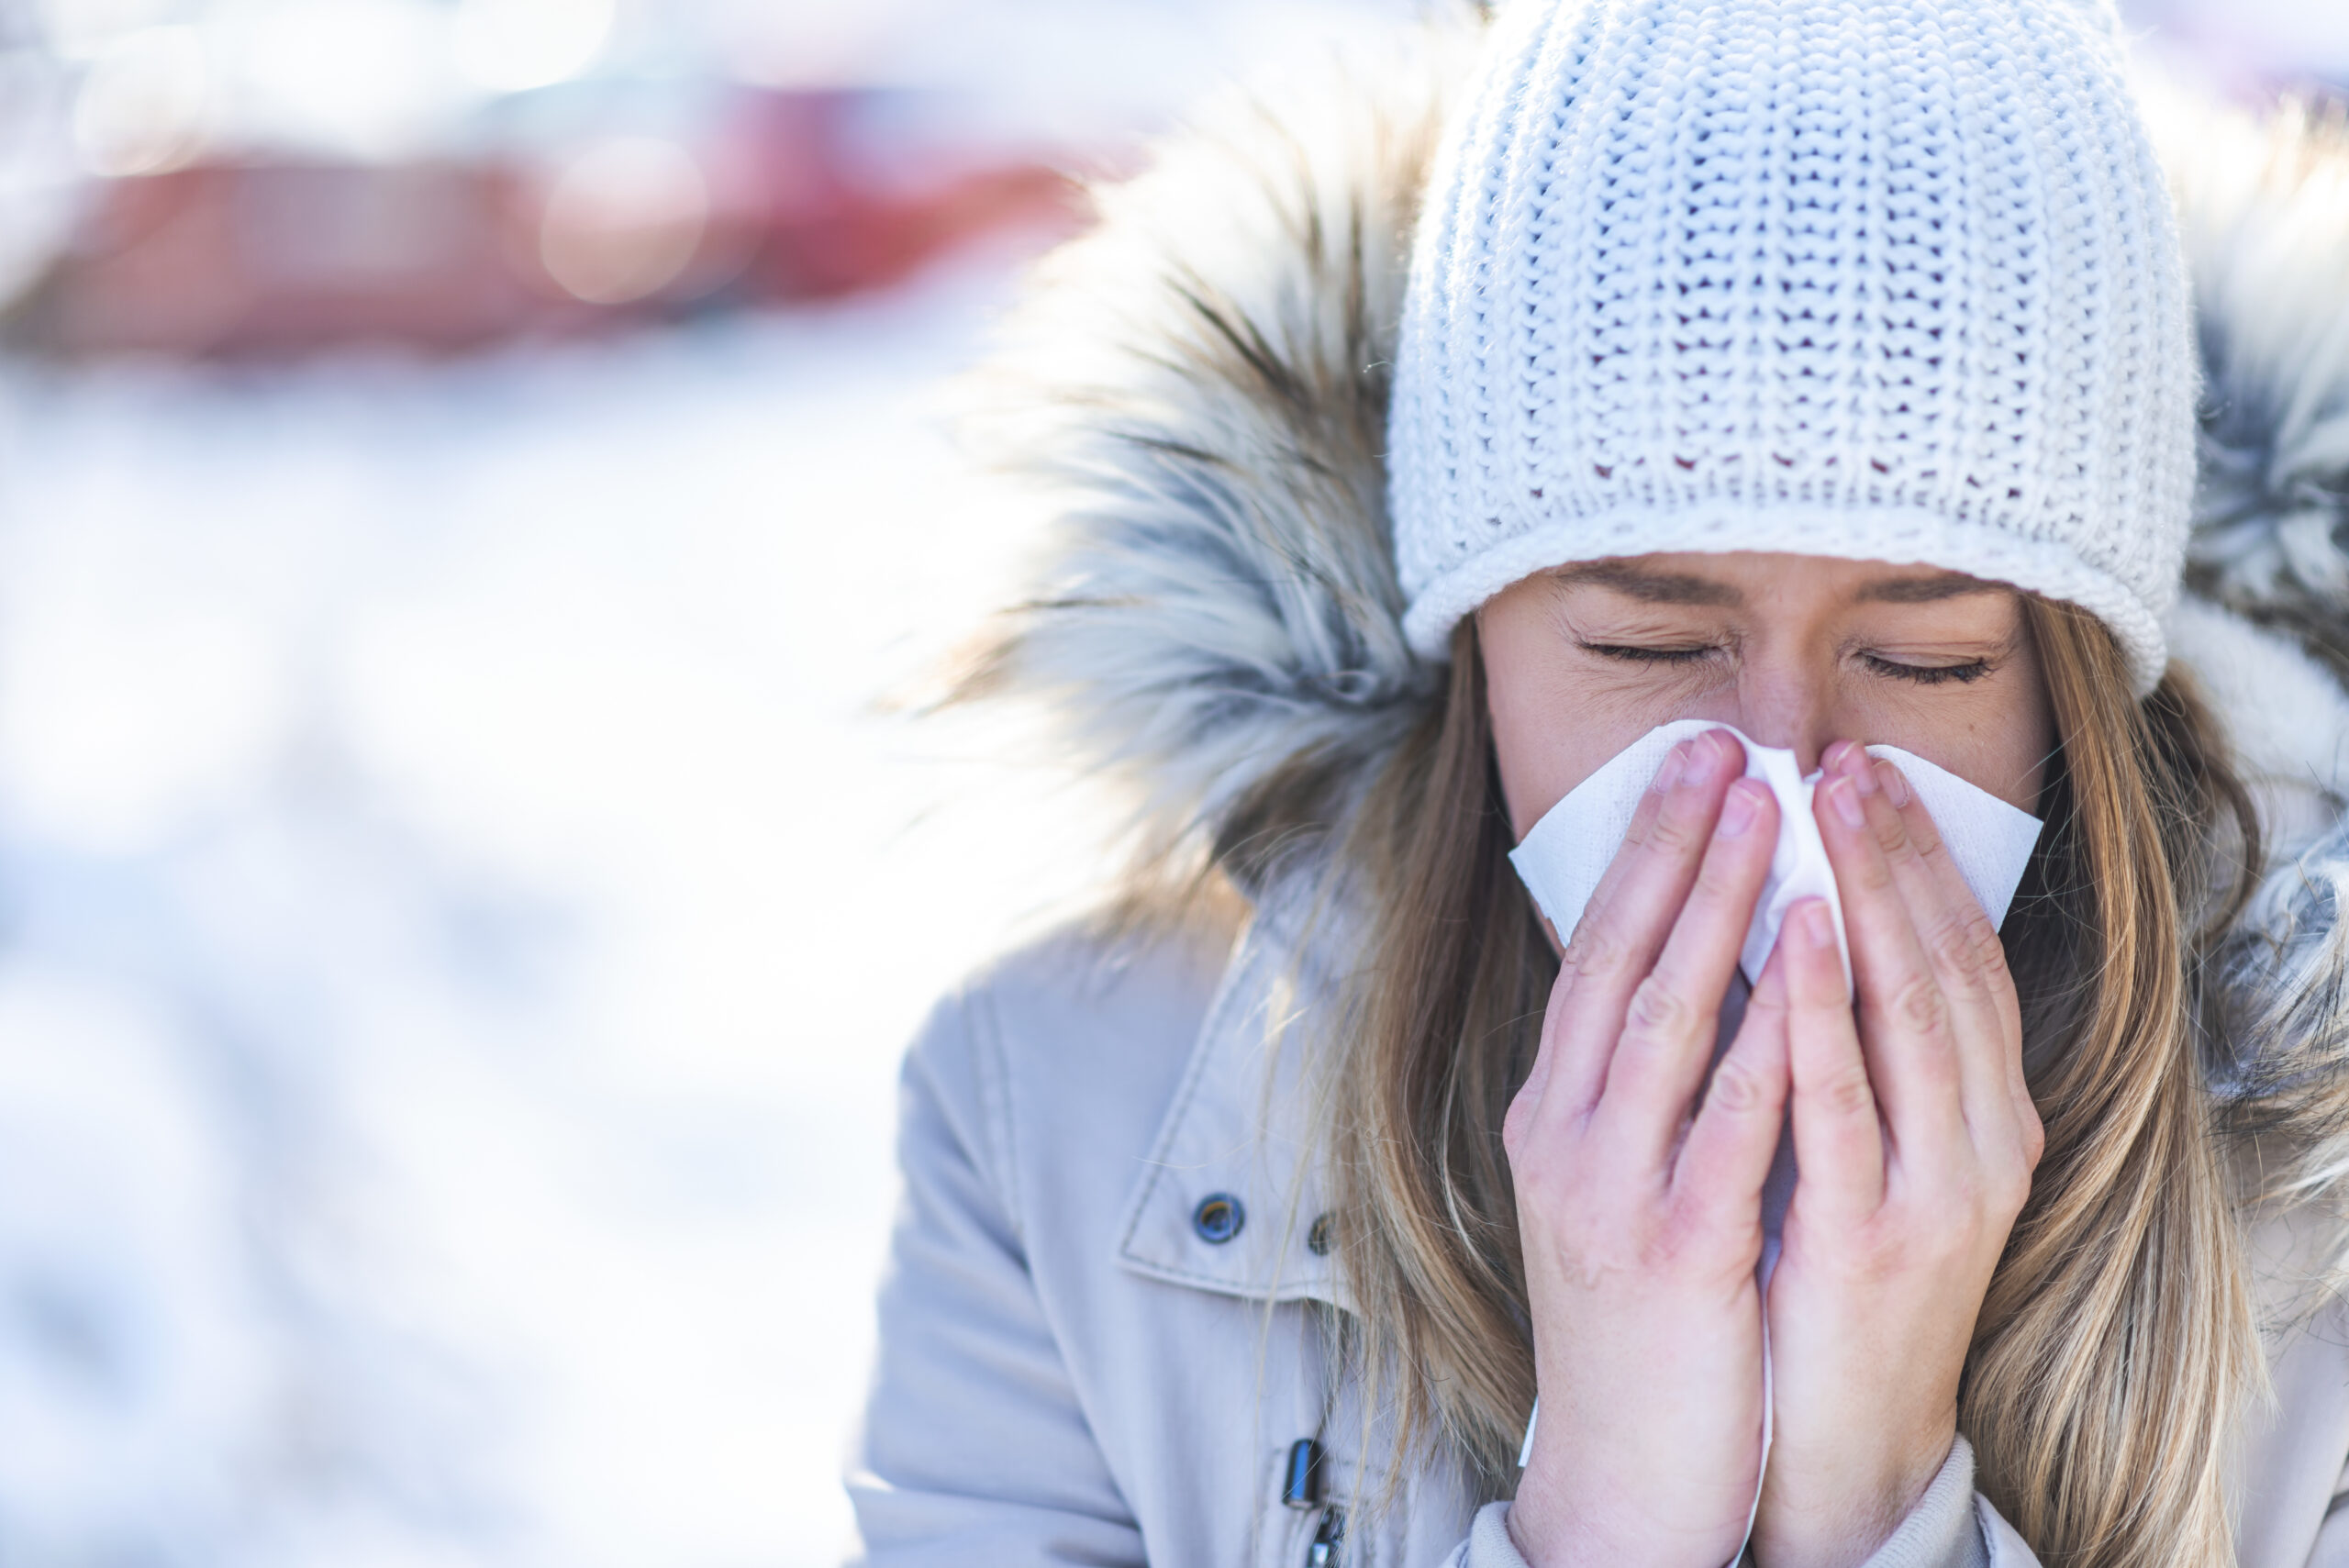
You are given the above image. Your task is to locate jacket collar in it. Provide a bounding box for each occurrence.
[1115,884,1350,1308]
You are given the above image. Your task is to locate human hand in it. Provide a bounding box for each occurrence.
[1503,728,1790,1568]
[1748,744,2043,1567]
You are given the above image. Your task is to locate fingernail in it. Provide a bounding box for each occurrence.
[1823,739,1858,773]
[1680,731,1722,786]
[1801,900,1837,949]
[1653,743,1688,793]
[1850,756,1877,796]
[1826,775,1865,828]
[1717,780,1761,837]
[1876,761,1911,808]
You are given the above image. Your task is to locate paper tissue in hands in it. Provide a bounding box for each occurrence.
[1507,719,2045,987]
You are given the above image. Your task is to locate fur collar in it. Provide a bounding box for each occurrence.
[961,11,2349,1162]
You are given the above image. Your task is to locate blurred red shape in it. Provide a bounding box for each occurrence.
[13,89,1086,361]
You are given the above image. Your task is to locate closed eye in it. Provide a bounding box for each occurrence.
[1580,641,1720,665]
[1863,653,1992,685]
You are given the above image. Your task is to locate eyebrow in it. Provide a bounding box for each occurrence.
[1549,561,1998,606]
[1852,574,2002,604]
[1550,562,1742,606]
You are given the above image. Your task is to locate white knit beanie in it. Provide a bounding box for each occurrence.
[1387,0,2197,695]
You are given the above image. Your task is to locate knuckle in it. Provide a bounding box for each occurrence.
[1973,923,2016,987]
[1891,973,1952,1039]
[1622,973,1693,1041]
[1642,806,1701,860]
[1559,920,1627,987]
[1619,790,1666,846]
[1925,908,2005,993]
[2021,1110,2047,1172]
[1922,909,1982,973]
[1820,1062,1877,1121]
[1848,837,1898,893]
[1925,1153,2032,1235]
[1704,1054,1766,1117]
[1871,805,1911,856]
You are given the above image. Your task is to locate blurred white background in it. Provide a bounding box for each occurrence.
[0,2,2338,1565]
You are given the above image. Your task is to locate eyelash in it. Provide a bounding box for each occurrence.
[1860,654,1993,685]
[1582,641,1717,666]
[1580,642,1994,685]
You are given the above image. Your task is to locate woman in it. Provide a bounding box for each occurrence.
[848,1,2349,1564]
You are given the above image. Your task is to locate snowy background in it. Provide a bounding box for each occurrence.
[0,284,1107,1568]
[0,2,2340,1566]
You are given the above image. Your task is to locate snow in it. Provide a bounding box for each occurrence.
[0,267,1119,1565]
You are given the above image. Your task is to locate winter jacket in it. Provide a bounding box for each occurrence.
[844,14,2349,1566]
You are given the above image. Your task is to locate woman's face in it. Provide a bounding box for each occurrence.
[1479,550,2056,839]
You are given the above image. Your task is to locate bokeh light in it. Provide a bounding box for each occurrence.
[538,136,708,306]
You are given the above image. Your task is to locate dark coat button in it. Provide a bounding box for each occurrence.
[1192,1193,1244,1244]
[1282,1437,1327,1507]
[1307,1213,1335,1256]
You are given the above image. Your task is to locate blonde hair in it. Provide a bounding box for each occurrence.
[1310,595,2263,1566]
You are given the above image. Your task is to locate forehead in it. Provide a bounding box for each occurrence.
[1544,551,2009,609]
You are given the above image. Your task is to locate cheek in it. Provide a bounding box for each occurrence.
[1478,604,1588,840]
[2000,676,2059,814]
[1476,585,1746,838]
[1485,663,1591,841]
[1482,644,1694,840]
[1837,677,2055,814]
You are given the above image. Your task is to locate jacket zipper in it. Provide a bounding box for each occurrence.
[1306,1504,1343,1567]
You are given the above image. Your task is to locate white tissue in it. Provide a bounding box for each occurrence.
[1507,719,2044,991]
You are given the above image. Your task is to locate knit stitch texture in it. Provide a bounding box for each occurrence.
[1387,0,2198,692]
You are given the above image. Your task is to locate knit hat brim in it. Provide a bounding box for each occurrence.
[1399,503,2171,696]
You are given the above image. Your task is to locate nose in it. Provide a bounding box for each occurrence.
[1730,662,1838,773]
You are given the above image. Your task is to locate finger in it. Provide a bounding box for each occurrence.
[1548,731,1726,969]
[1824,749,2014,1074]
[1594,775,1779,1166]
[1513,738,1692,1129]
[1536,728,1748,1124]
[1782,896,1886,1218]
[1859,752,2036,1159]
[1673,950,1792,1229]
[1576,740,1694,921]
[1815,765,1965,1157]
[1507,740,1695,1132]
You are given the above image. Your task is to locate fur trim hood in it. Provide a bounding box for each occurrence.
[962,10,2349,1170]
